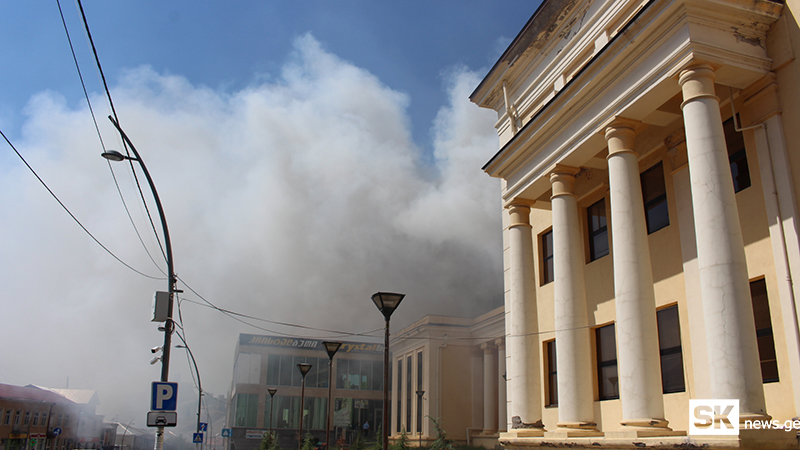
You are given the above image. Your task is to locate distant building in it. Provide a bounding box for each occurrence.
[226,334,384,450]
[389,307,505,448]
[110,423,150,450]
[0,384,111,450]
[470,0,800,447]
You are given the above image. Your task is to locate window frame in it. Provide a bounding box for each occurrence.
[540,229,554,285]
[750,278,779,383]
[641,162,669,234]
[587,198,610,262]
[656,305,686,393]
[544,340,558,407]
[595,323,619,401]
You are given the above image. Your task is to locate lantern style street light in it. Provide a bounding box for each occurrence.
[371,292,405,450]
[268,388,278,433]
[322,342,342,449]
[415,390,425,448]
[102,116,178,450]
[296,363,313,449]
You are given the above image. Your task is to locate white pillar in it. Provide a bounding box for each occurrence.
[496,338,508,432]
[482,343,499,434]
[548,168,600,436]
[679,64,768,419]
[505,202,545,435]
[604,121,672,433]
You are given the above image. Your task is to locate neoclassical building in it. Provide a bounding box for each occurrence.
[470,0,800,447]
[389,307,506,448]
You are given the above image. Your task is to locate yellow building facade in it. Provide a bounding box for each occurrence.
[470,0,800,448]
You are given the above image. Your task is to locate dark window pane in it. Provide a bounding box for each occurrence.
[267,354,280,386]
[396,359,403,433]
[657,306,685,393]
[750,279,779,383]
[588,200,609,261]
[724,117,751,192]
[280,355,293,386]
[542,230,554,285]
[641,163,669,233]
[596,324,619,400]
[546,340,558,406]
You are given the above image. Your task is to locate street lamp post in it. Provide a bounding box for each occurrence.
[322,342,342,450]
[296,363,312,449]
[176,344,203,450]
[103,115,178,450]
[268,388,278,433]
[415,391,424,448]
[371,292,405,450]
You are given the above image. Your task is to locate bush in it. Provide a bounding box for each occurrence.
[426,417,454,450]
[390,429,410,450]
[258,431,281,450]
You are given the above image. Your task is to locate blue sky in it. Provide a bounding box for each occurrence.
[1,1,531,151]
[0,1,537,424]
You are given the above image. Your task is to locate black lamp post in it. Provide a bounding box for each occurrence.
[415,391,424,448]
[322,342,342,449]
[371,292,405,450]
[102,116,178,450]
[296,363,312,449]
[268,388,278,433]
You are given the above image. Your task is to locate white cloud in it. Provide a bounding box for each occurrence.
[0,34,501,423]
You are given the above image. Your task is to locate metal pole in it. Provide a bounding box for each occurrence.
[108,116,177,450]
[383,318,389,450]
[298,377,307,449]
[326,360,334,449]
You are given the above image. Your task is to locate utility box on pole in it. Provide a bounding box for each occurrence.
[152,291,170,322]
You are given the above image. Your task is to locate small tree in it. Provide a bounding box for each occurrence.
[391,429,411,450]
[426,418,453,450]
[299,433,316,450]
[258,431,281,450]
[367,425,383,450]
[351,432,367,450]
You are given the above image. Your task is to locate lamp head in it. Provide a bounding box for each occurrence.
[323,341,342,359]
[268,388,277,397]
[296,363,312,377]
[101,150,127,162]
[371,292,405,320]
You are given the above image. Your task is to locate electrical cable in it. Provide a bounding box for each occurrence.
[0,128,161,280]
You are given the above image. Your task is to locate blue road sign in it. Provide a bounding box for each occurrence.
[199,423,208,432]
[193,433,203,444]
[53,428,62,436]
[151,382,179,411]
[221,429,232,437]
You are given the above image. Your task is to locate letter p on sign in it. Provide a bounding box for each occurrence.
[151,382,179,411]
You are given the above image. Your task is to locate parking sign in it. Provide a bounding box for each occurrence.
[151,382,179,411]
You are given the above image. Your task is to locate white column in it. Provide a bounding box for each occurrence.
[679,64,768,419]
[505,202,545,434]
[482,343,499,434]
[496,338,508,431]
[605,121,672,433]
[548,168,600,436]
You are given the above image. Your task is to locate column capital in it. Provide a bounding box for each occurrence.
[506,202,533,228]
[481,342,497,354]
[550,165,580,198]
[604,118,640,157]
[679,64,719,107]
[494,337,505,349]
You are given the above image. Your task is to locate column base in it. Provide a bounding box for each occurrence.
[501,428,545,438]
[545,421,603,437]
[604,418,685,438]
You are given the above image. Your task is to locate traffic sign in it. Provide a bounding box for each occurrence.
[151,382,179,411]
[193,433,204,444]
[147,411,177,427]
[53,428,62,436]
[221,429,232,438]
[199,422,207,432]
[30,439,37,446]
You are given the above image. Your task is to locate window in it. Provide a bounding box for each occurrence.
[641,162,669,233]
[596,324,619,400]
[33,412,39,426]
[657,305,685,393]
[41,413,48,427]
[63,414,69,427]
[24,411,30,426]
[545,340,558,407]
[587,199,609,261]
[396,358,403,433]
[235,393,259,428]
[541,229,554,285]
[751,279,779,382]
[724,117,751,192]
[336,359,380,391]
[273,395,327,430]
[14,411,21,427]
